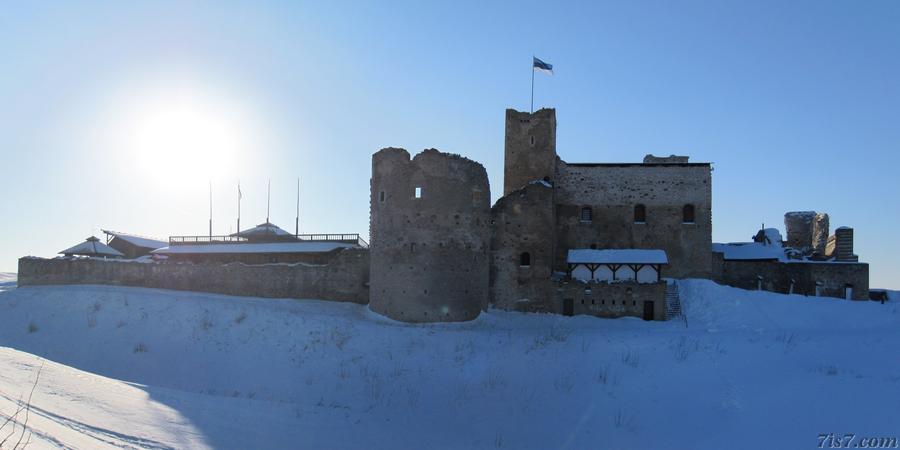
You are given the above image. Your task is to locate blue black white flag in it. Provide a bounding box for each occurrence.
[533,57,553,75]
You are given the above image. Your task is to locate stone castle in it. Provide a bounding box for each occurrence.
[367,107,868,322]
[19,107,871,322]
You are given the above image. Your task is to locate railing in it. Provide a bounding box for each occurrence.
[168,233,368,248]
[169,235,249,245]
[296,234,369,247]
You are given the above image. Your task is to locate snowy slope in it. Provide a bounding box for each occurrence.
[0,281,898,449]
[0,272,15,287]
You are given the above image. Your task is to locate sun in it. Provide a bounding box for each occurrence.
[132,97,242,182]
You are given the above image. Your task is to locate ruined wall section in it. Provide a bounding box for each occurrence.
[503,108,557,196]
[17,248,370,303]
[369,148,490,322]
[554,161,713,278]
[784,211,829,257]
[490,181,556,312]
[712,258,869,300]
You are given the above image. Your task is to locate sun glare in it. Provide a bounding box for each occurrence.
[106,80,254,187]
[133,98,241,181]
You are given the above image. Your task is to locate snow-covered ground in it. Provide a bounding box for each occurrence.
[0,273,16,289]
[0,281,898,449]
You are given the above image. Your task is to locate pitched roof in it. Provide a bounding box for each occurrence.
[60,236,125,257]
[230,222,295,238]
[102,230,167,250]
[567,249,668,265]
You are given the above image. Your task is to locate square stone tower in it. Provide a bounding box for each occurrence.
[503,108,557,195]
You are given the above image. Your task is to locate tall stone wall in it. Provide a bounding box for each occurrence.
[553,161,713,279]
[369,148,491,322]
[490,181,556,311]
[712,257,869,300]
[503,108,557,195]
[17,248,369,303]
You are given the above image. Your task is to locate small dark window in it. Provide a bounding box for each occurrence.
[519,252,531,266]
[580,206,593,223]
[530,135,535,146]
[634,204,646,223]
[379,191,385,202]
[415,187,422,199]
[683,204,695,224]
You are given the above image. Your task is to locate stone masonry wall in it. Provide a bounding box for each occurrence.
[490,181,556,311]
[554,160,713,279]
[369,148,491,322]
[713,257,869,300]
[17,248,370,303]
[504,108,557,196]
[555,281,667,320]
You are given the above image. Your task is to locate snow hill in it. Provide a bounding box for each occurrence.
[0,280,898,449]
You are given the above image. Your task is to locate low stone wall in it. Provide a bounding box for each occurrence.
[17,248,370,304]
[556,281,668,321]
[507,278,667,321]
[713,257,869,300]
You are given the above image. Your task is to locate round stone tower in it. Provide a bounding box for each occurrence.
[369,147,491,322]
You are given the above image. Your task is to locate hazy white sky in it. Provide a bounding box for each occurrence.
[1,1,897,287]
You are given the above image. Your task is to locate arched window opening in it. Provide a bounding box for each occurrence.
[519,252,531,267]
[580,206,593,223]
[683,204,695,224]
[634,204,646,224]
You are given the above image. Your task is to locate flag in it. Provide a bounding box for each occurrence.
[533,57,553,75]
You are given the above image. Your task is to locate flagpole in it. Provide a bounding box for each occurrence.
[266,179,271,224]
[295,178,300,238]
[530,55,535,113]
[237,181,241,236]
[208,180,213,239]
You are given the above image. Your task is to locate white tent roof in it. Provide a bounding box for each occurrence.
[102,230,167,250]
[152,242,356,255]
[567,249,668,265]
[60,237,125,257]
[231,222,294,238]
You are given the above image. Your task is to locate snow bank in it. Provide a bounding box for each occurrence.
[0,282,897,449]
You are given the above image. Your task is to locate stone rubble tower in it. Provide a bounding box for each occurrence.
[784,211,829,257]
[369,148,491,322]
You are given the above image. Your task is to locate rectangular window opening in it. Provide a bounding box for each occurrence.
[415,187,422,199]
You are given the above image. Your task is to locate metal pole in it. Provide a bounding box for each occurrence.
[237,181,241,236]
[295,177,300,237]
[531,56,535,113]
[266,179,271,224]
[209,180,213,239]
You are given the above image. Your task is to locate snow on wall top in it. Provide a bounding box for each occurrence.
[152,242,356,255]
[567,249,668,265]
[60,238,125,257]
[712,242,786,261]
[102,230,167,249]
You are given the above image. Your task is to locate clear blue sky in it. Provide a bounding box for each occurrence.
[1,1,897,288]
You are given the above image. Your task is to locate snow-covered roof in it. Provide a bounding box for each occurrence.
[567,249,668,265]
[60,237,125,257]
[102,230,167,250]
[152,242,357,255]
[712,242,786,261]
[231,222,294,238]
